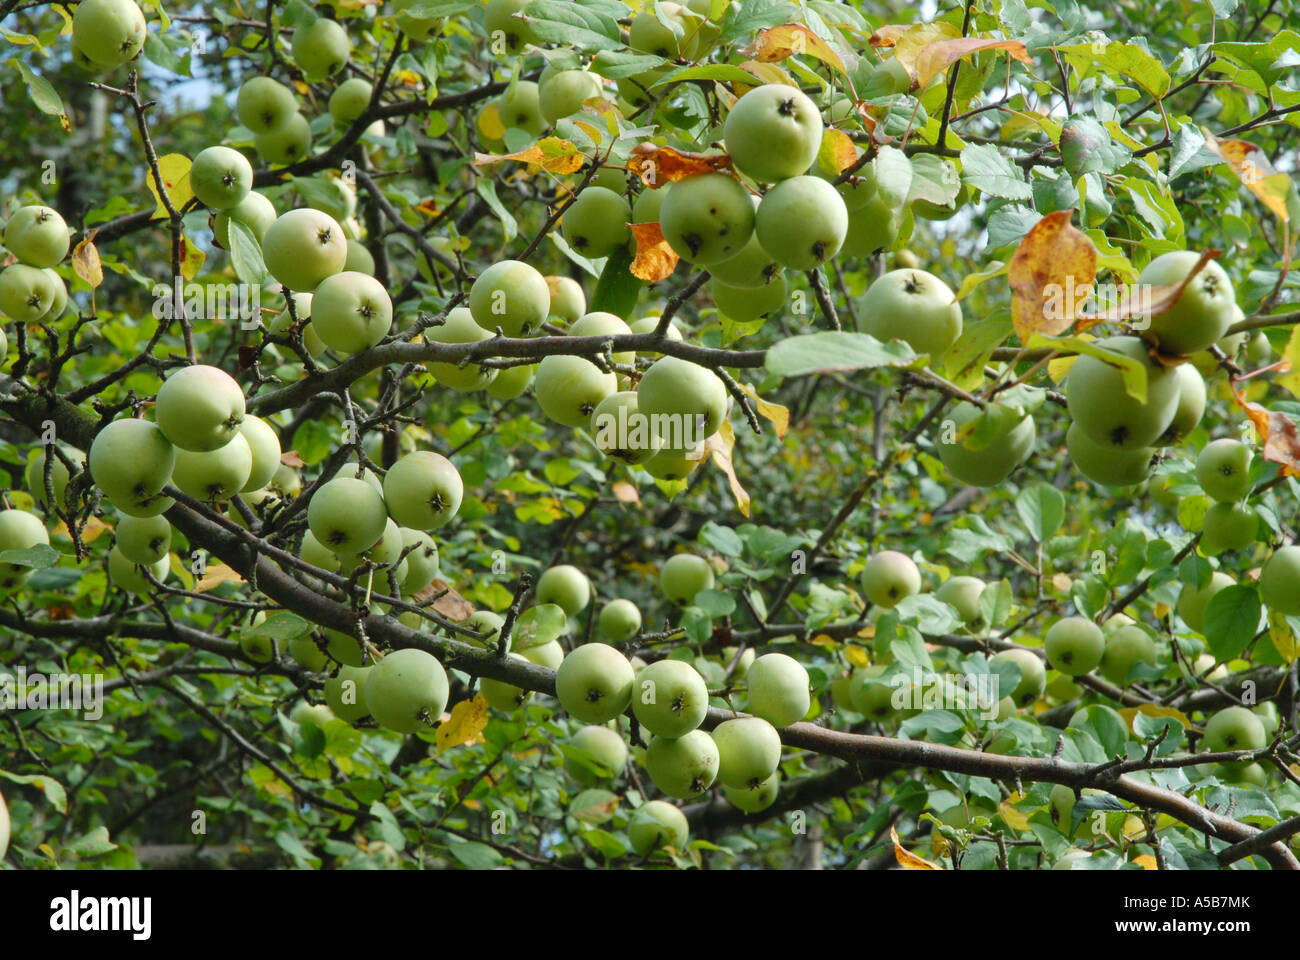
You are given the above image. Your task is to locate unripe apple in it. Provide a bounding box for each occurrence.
[307,476,388,556]
[1044,617,1105,677]
[290,700,334,728]
[848,667,897,719]
[287,634,329,671]
[1202,705,1266,753]
[660,553,714,606]
[1099,625,1157,685]
[311,271,392,354]
[1176,570,1234,633]
[555,642,635,723]
[383,451,463,532]
[0,264,58,323]
[629,315,683,340]
[426,307,498,392]
[465,609,503,647]
[599,598,642,644]
[1138,252,1235,355]
[535,354,617,427]
[561,187,631,260]
[545,275,585,323]
[1160,363,1206,444]
[708,229,780,289]
[155,364,246,453]
[591,392,659,464]
[711,273,789,322]
[659,172,755,266]
[1195,438,1252,502]
[214,190,277,247]
[570,311,635,367]
[470,259,550,336]
[646,730,719,798]
[72,0,146,68]
[1066,336,1179,450]
[480,652,532,712]
[725,772,779,813]
[398,528,439,596]
[292,17,351,81]
[107,546,169,597]
[254,111,312,166]
[25,447,72,512]
[628,799,688,856]
[1048,783,1076,833]
[642,446,702,482]
[565,724,628,785]
[325,664,373,723]
[0,788,9,860]
[712,716,782,789]
[636,356,727,452]
[329,78,373,123]
[539,69,604,124]
[536,564,591,617]
[631,185,667,223]
[1259,545,1300,616]
[1244,330,1271,368]
[754,175,847,270]
[634,659,709,737]
[521,639,564,670]
[1252,702,1280,738]
[936,576,984,624]
[115,513,172,565]
[990,648,1046,707]
[861,550,920,608]
[343,239,375,276]
[1200,502,1258,555]
[858,269,962,359]
[745,653,810,728]
[171,433,252,501]
[235,415,281,493]
[189,146,253,211]
[326,629,365,667]
[235,77,297,134]
[88,419,176,518]
[496,80,544,134]
[724,84,822,184]
[267,292,326,357]
[839,195,900,257]
[4,205,70,267]
[365,648,449,734]
[262,208,347,293]
[484,0,535,53]
[0,509,50,591]
[299,528,340,574]
[628,2,697,58]
[936,402,1036,487]
[36,268,68,322]
[721,645,754,679]
[1066,423,1155,487]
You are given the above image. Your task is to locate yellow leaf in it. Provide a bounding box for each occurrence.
[194,563,244,593]
[705,421,750,517]
[1008,210,1098,343]
[1154,602,1171,620]
[71,237,103,289]
[1133,853,1159,870]
[628,221,679,282]
[998,794,1031,831]
[745,24,846,76]
[891,826,940,869]
[912,36,1035,91]
[55,515,111,544]
[1117,703,1191,734]
[476,102,506,141]
[1267,608,1299,663]
[437,694,489,751]
[1277,325,1300,399]
[1203,130,1293,222]
[810,633,835,647]
[738,60,794,87]
[844,645,870,668]
[147,154,194,220]
[739,383,789,439]
[179,235,205,281]
[474,136,584,175]
[1050,572,1072,592]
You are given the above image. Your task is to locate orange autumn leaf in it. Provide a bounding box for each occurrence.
[867,25,910,49]
[1008,210,1098,342]
[71,236,102,289]
[627,143,733,188]
[704,421,750,517]
[416,577,476,621]
[473,137,585,175]
[1203,130,1293,223]
[1232,387,1300,478]
[628,221,679,282]
[745,24,846,76]
[195,563,244,593]
[912,37,1035,91]
[891,825,940,869]
[1083,250,1221,340]
[415,199,441,217]
[819,128,859,175]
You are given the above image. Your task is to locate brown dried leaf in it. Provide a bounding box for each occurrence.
[912,37,1035,91]
[745,24,846,76]
[195,563,244,593]
[627,143,733,188]
[71,236,102,289]
[1203,129,1292,222]
[612,481,641,505]
[415,199,441,217]
[1008,210,1098,342]
[628,221,679,283]
[1233,387,1300,478]
[279,450,306,468]
[419,577,475,621]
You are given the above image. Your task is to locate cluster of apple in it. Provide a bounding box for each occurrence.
[0,204,73,344]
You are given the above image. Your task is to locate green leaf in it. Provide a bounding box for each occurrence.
[369,802,408,852]
[694,588,736,618]
[765,332,918,377]
[907,153,962,207]
[1058,117,1131,177]
[653,64,759,87]
[718,0,797,43]
[894,594,960,635]
[475,179,518,241]
[526,0,622,51]
[582,827,627,859]
[226,217,268,286]
[1016,483,1065,542]
[0,770,67,813]
[591,50,668,80]
[66,826,118,858]
[12,60,67,122]
[1057,41,1171,99]
[274,828,322,867]
[247,611,312,641]
[698,521,743,557]
[589,242,640,316]
[0,544,59,570]
[1203,586,1262,660]
[960,143,1032,200]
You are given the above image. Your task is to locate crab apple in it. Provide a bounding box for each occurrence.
[646,730,719,798]
[1099,625,1157,685]
[336,516,406,576]
[711,273,789,322]
[936,576,985,624]
[398,528,439,595]
[262,208,347,293]
[561,187,632,260]
[292,17,350,81]
[1176,570,1235,633]
[628,2,698,58]
[325,664,373,723]
[637,356,727,452]
[496,80,544,134]
[469,259,550,337]
[236,415,281,493]
[1067,424,1155,487]
[1244,331,1271,368]
[628,800,689,856]
[72,0,146,69]
[725,773,779,813]
[754,176,847,270]
[936,401,1036,487]
[4,205,69,267]
[484,0,534,51]
[839,196,901,258]
[539,70,603,125]
[107,547,169,597]
[426,307,498,391]
[254,111,312,166]
[171,434,252,501]
[555,642,635,723]
[521,639,564,670]
[634,660,709,738]
[214,191,277,246]
[115,513,172,566]
[660,553,715,606]
[383,451,463,532]
[591,392,658,465]
[708,228,780,289]
[235,77,297,134]
[1138,252,1236,356]
[480,653,532,712]
[155,364,246,453]
[565,724,628,785]
[858,269,962,359]
[1196,438,1253,503]
[534,354,617,428]
[724,84,822,184]
[536,564,591,617]
[365,649,449,734]
[629,315,683,340]
[990,648,1046,707]
[0,264,57,323]
[268,292,326,357]
[599,598,642,644]
[485,362,535,400]
[712,716,782,790]
[189,147,252,211]
[1044,617,1105,677]
[328,78,373,124]
[1259,545,1300,616]
[570,311,635,366]
[631,185,667,224]
[861,550,921,609]
[311,271,392,354]
[1203,706,1267,754]
[659,172,755,266]
[25,448,72,512]
[642,446,702,482]
[36,269,67,323]
[1066,336,1180,450]
[1200,502,1258,555]
[0,509,50,592]
[545,275,586,323]
[88,419,176,518]
[745,653,810,728]
[589,166,628,193]
[308,476,387,556]
[1156,363,1208,446]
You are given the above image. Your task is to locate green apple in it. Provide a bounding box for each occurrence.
[482,361,533,400]
[0,509,50,591]
[307,475,387,556]
[565,724,628,785]
[1252,702,1280,738]
[365,648,449,734]
[636,356,727,452]
[36,268,67,323]
[382,451,462,532]
[1160,363,1206,444]
[660,553,714,606]
[88,419,176,517]
[236,415,280,493]
[1048,783,1076,833]
[858,269,962,359]
[723,83,822,184]
[936,402,1036,487]
[754,175,847,270]
[1138,251,1235,356]
[427,307,497,391]
[642,446,701,481]
[155,364,246,453]
[628,799,689,856]
[659,172,755,265]
[214,191,277,246]
[115,513,171,565]
[591,391,659,465]
[521,639,564,670]
[0,264,57,323]
[398,528,439,595]
[745,653,810,728]
[536,564,591,617]
[235,77,297,134]
[290,701,334,727]
[343,239,374,276]
[634,659,709,737]
[725,772,779,814]
[1259,545,1300,616]
[561,187,632,261]
[484,0,535,53]
[189,146,252,211]
[707,228,779,289]
[1099,625,1157,685]
[539,70,603,125]
[25,447,72,512]
[329,78,373,123]
[545,275,585,322]
[72,0,146,68]
[480,652,532,712]
[646,730,719,798]
[1202,705,1266,753]
[599,598,642,644]
[262,208,347,293]
[1244,330,1271,368]
[470,259,550,336]
[1066,336,1180,450]
[839,195,900,258]
[287,634,330,671]
[1200,502,1258,555]
[1176,570,1234,633]
[555,642,635,724]
[628,2,697,58]
[629,315,683,340]
[936,576,984,624]
[325,664,373,723]
[1044,617,1104,677]
[1196,438,1252,503]
[711,273,788,322]
[292,17,351,81]
[534,354,617,428]
[1067,423,1155,487]
[570,311,635,367]
[712,716,782,789]
[631,185,667,224]
[990,648,1046,707]
[254,111,312,166]
[861,550,920,608]
[299,528,339,574]
[497,80,544,134]
[310,271,392,354]
[107,546,169,596]
[4,205,70,267]
[171,433,252,501]
[849,669,897,719]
